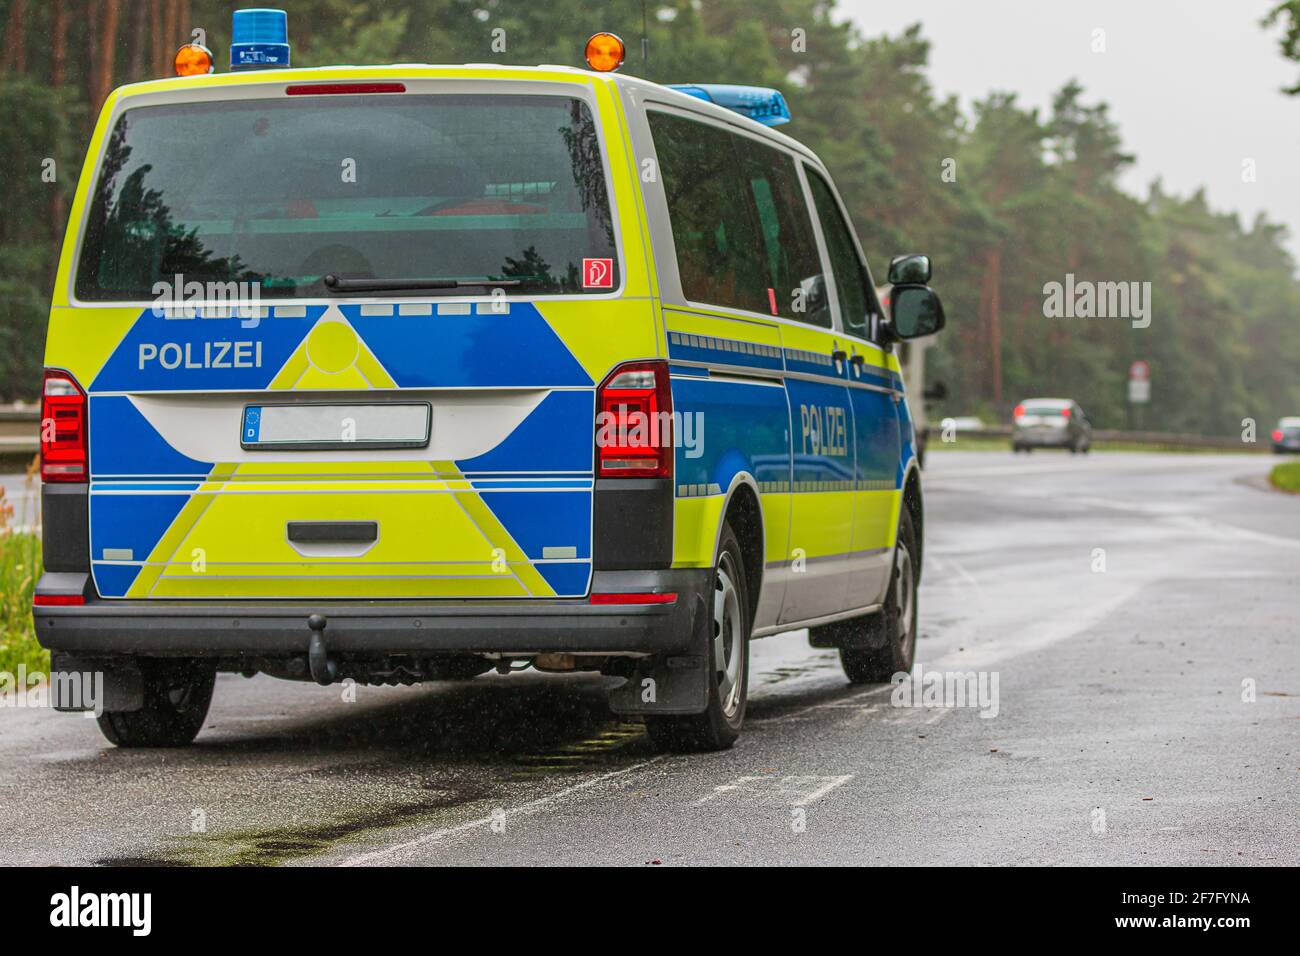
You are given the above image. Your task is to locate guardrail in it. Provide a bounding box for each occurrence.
[935,425,1267,452]
[0,405,1273,466]
[0,405,40,460]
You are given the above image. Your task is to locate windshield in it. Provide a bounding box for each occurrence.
[74,92,618,300]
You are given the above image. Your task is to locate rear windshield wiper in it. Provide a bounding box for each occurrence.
[323,274,528,294]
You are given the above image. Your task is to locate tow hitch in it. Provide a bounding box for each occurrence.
[307,614,337,685]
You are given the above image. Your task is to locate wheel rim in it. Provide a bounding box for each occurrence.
[894,542,916,659]
[712,552,744,719]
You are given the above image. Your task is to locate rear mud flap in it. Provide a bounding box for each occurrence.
[607,591,710,716]
[49,653,144,713]
[808,611,889,651]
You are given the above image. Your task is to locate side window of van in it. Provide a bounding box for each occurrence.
[648,110,827,324]
[647,111,766,314]
[804,166,875,340]
[737,138,829,327]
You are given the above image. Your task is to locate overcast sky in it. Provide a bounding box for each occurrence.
[837,0,1300,265]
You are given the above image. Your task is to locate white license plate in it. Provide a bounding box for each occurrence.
[241,403,431,450]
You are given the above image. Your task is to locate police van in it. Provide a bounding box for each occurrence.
[35,11,946,750]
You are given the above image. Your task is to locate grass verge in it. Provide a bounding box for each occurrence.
[0,531,44,675]
[0,473,46,675]
[1268,461,1300,494]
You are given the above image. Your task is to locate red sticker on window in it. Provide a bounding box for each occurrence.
[767,287,778,315]
[582,258,614,288]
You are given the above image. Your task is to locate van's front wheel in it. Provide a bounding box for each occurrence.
[97,661,215,748]
[645,525,750,752]
[841,507,919,684]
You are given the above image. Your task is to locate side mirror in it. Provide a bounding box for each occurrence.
[890,285,946,339]
[888,254,931,285]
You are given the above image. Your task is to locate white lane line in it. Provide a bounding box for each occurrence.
[792,775,854,807]
[696,773,855,807]
[761,684,894,723]
[339,756,665,867]
[1008,490,1300,551]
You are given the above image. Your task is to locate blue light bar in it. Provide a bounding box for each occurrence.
[667,84,791,126]
[231,8,290,71]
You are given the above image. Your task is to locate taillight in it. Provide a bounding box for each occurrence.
[32,594,85,606]
[596,361,672,478]
[1013,404,1025,419]
[1060,407,1071,419]
[40,369,88,483]
[1273,429,1285,442]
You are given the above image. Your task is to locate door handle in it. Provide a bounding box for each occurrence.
[287,521,378,543]
[831,349,848,362]
[849,354,865,366]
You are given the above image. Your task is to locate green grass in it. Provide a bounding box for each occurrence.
[0,472,45,675]
[1269,461,1300,494]
[0,531,44,675]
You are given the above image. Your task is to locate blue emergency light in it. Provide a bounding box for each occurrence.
[231,8,291,71]
[667,84,791,126]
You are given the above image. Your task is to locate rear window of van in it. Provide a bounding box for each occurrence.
[74,93,618,300]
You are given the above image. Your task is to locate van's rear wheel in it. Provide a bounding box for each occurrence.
[97,661,215,748]
[841,508,919,684]
[645,525,750,752]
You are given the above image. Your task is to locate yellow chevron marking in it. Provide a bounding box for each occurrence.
[126,464,237,597]
[268,318,397,390]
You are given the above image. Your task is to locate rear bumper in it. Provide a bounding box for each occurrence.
[33,569,710,659]
[1014,429,1074,447]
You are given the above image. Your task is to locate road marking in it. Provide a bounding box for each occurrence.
[339,756,665,866]
[696,774,854,807]
[763,684,893,722]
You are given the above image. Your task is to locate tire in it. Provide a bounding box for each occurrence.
[645,524,750,752]
[840,507,919,684]
[97,660,216,748]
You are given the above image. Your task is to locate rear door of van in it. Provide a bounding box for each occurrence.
[56,76,653,601]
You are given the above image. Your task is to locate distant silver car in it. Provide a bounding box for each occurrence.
[1272,417,1300,454]
[1012,398,1091,453]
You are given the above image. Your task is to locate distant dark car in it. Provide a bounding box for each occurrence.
[1012,398,1091,453]
[1272,417,1300,454]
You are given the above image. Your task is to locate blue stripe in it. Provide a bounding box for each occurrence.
[91,483,202,492]
[469,480,591,490]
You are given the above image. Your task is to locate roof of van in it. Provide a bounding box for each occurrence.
[107,63,822,164]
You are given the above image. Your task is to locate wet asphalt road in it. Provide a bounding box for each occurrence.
[1,450,1296,866]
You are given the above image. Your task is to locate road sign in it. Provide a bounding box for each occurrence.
[1128,360,1150,404]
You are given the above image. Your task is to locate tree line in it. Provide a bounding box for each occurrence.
[1,0,1297,435]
